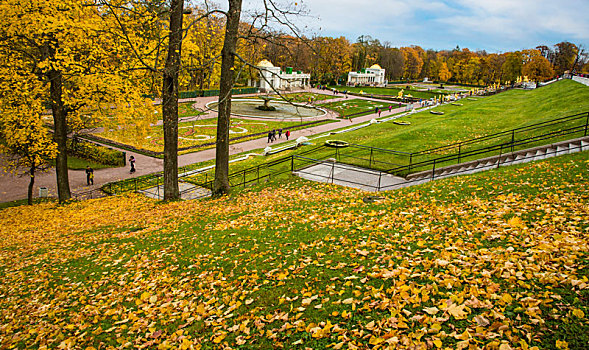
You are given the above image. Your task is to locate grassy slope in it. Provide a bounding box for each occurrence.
[187,79,589,179]
[334,80,589,152]
[1,150,587,349]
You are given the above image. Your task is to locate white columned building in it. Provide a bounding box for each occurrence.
[347,64,387,87]
[255,59,311,92]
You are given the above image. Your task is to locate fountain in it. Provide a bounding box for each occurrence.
[256,96,276,111]
[206,98,327,120]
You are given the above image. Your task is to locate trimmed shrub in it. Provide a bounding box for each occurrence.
[67,138,125,166]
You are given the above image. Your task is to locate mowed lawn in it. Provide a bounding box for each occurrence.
[0,149,587,349]
[204,79,589,177]
[331,80,589,152]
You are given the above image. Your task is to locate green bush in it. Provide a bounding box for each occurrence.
[67,138,124,166]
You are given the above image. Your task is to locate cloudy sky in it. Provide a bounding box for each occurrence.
[285,0,589,52]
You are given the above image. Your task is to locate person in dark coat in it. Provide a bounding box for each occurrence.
[86,165,94,185]
[129,156,136,173]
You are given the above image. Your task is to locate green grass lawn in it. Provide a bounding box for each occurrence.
[48,155,116,170]
[321,98,401,118]
[205,79,589,179]
[2,149,587,349]
[322,80,589,166]
[178,102,204,119]
[331,85,446,99]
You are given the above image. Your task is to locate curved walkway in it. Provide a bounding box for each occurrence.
[0,88,416,203]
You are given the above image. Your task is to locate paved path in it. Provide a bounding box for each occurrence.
[0,88,416,203]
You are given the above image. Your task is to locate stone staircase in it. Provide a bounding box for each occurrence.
[392,136,589,189]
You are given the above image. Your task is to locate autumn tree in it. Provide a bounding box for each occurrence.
[0,73,57,205]
[522,54,555,83]
[438,61,452,82]
[400,46,424,80]
[553,41,578,75]
[0,0,155,203]
[501,52,523,84]
[378,44,404,80]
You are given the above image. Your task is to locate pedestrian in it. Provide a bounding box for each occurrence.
[375,107,378,114]
[378,109,382,117]
[129,156,136,173]
[388,105,392,112]
[267,131,272,143]
[86,165,94,185]
[278,128,283,139]
[285,129,290,140]
[272,129,276,142]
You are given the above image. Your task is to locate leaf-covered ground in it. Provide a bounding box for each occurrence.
[0,151,588,349]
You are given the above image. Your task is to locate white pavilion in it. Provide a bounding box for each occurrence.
[347,64,387,87]
[254,59,311,92]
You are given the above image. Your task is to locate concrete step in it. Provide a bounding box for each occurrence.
[556,145,569,155]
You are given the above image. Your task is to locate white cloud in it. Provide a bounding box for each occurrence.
[291,0,589,50]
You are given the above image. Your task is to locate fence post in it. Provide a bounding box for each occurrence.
[291,156,294,172]
[409,154,413,173]
[331,161,335,184]
[458,143,462,164]
[511,130,515,153]
[369,148,373,167]
[257,165,260,183]
[585,112,589,136]
[377,171,382,191]
[431,159,436,180]
[243,170,246,188]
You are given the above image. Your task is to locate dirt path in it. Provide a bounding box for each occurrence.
[0,89,415,203]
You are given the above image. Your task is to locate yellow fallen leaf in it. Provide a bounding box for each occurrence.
[501,293,513,304]
[212,332,226,344]
[369,336,384,345]
[572,308,585,318]
[446,303,468,319]
[423,307,439,315]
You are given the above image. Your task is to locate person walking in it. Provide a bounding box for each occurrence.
[267,131,272,143]
[388,105,392,112]
[285,129,290,140]
[85,165,94,185]
[129,156,136,173]
[278,128,283,139]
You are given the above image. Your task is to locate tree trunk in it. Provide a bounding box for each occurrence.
[161,0,185,201]
[48,68,71,203]
[213,0,242,196]
[28,166,35,205]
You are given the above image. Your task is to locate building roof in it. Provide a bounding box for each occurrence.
[369,64,382,70]
[257,59,275,68]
